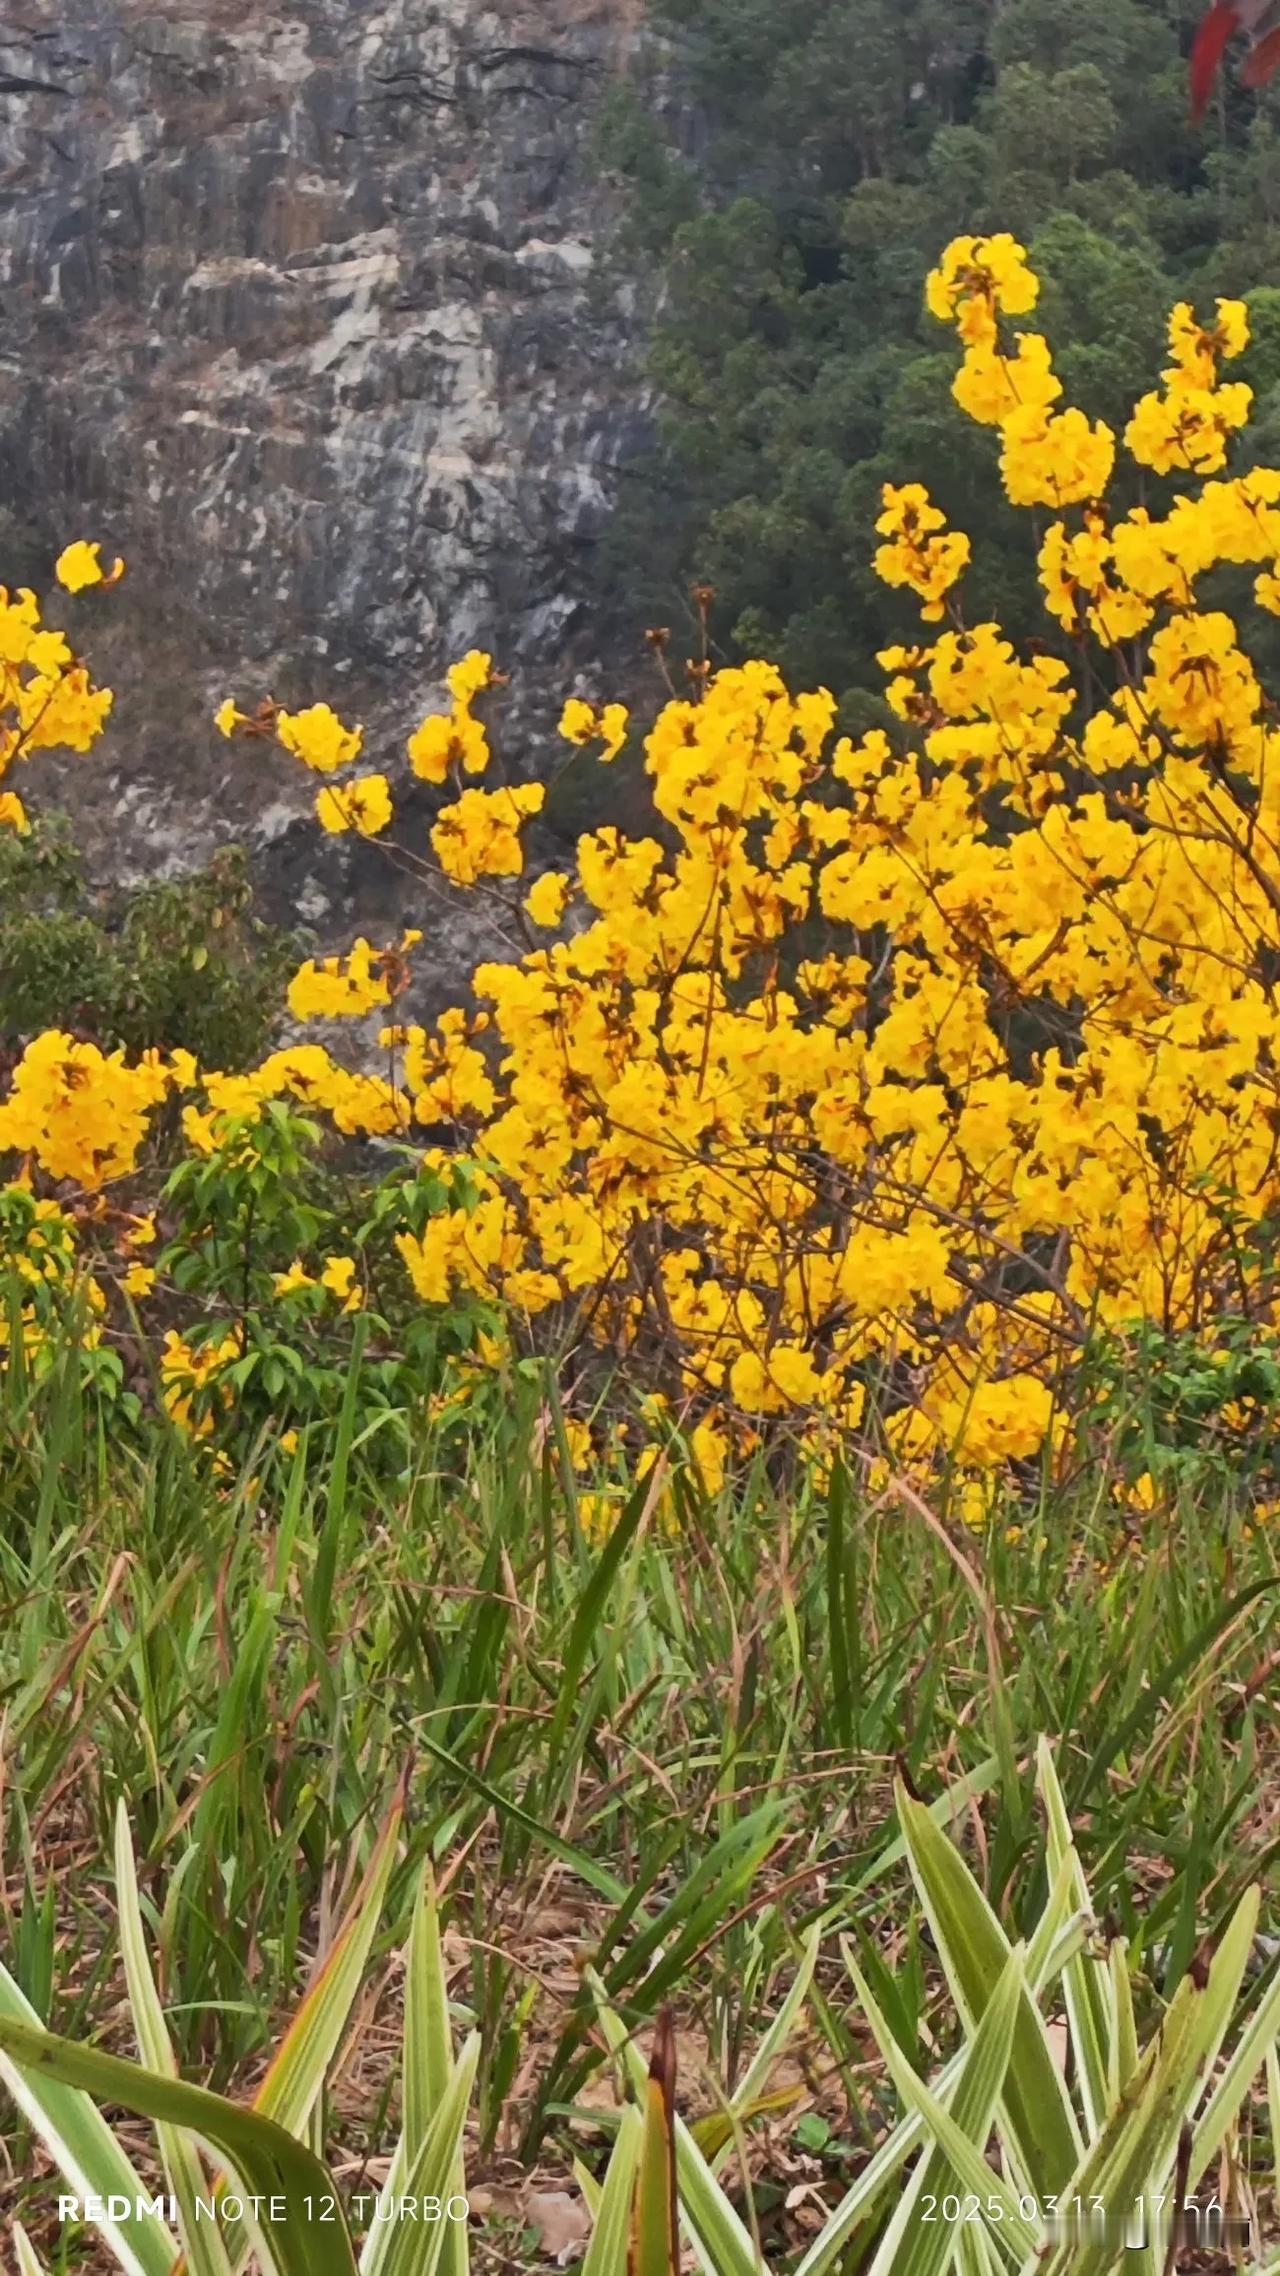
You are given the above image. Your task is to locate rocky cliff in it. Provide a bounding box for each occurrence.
[0,0,655,1000]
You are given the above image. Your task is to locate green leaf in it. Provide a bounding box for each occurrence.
[0,1965,179,2276]
[1070,1580,1280,1805]
[13,2225,50,2276]
[715,1920,820,2163]
[1108,1939,1139,2105]
[849,1948,1035,2274]
[1033,1985,1204,2276]
[588,1980,759,2276]
[790,1903,1090,2276]
[1186,1907,1278,2188]
[114,1805,235,2276]
[371,2032,480,2276]
[0,2014,359,2276]
[895,1785,1081,2196]
[1035,1738,1111,2138]
[632,2011,679,2276]
[253,1794,402,2139]
[545,1465,653,1771]
[845,1756,1003,1900]
[409,1732,629,1906]
[401,1863,468,2276]
[580,2107,641,2276]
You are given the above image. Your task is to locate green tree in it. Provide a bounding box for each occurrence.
[594,0,1280,719]
[0,818,293,1070]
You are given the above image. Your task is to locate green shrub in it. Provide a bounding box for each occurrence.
[0,817,293,1071]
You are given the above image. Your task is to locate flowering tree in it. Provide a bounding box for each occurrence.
[7,236,1280,1497]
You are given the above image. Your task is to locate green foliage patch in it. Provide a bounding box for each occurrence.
[595,0,1280,715]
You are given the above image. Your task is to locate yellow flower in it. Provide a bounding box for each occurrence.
[559,697,597,744]
[55,541,123,593]
[0,1031,170,1188]
[214,698,243,737]
[430,783,544,885]
[320,1253,363,1312]
[287,939,398,1021]
[277,703,363,774]
[0,792,28,832]
[121,1262,156,1298]
[273,1259,317,1297]
[315,772,393,836]
[1167,298,1249,384]
[925,233,1039,340]
[953,333,1060,427]
[999,405,1115,508]
[407,709,490,782]
[1117,1471,1160,1513]
[446,649,494,708]
[524,871,571,927]
[159,1329,239,1438]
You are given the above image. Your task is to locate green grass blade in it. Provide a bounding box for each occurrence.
[792,1887,1091,2276]
[410,1732,629,1904]
[113,1805,234,2276]
[845,1757,1002,1900]
[1021,1851,1081,1993]
[0,1964,179,2276]
[13,2226,50,2276]
[544,1468,652,1772]
[580,2106,641,2276]
[1109,1939,1138,2103]
[1035,1738,1110,2136]
[632,2011,679,2276]
[373,2033,480,2276]
[403,1863,468,2276]
[1069,1580,1280,1806]
[1187,1940,1280,2189]
[711,1921,821,2170]
[588,1980,759,2276]
[861,1947,1026,2276]
[0,2014,358,2276]
[1034,1987,1203,2276]
[896,1785,1081,2195]
[849,1950,1035,2270]
[250,1796,402,2137]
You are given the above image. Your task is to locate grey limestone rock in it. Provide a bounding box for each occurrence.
[0,0,657,1010]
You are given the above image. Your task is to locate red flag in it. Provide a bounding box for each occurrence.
[1191,2,1241,118]
[1239,20,1280,83]
[1191,0,1280,114]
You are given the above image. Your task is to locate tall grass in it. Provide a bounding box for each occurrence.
[2,1328,1278,2248]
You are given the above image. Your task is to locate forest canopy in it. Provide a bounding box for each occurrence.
[596,0,1280,722]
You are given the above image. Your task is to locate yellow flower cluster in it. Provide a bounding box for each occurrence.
[0,568,116,831]
[178,1043,409,1150]
[873,486,971,623]
[558,696,630,762]
[16,240,1280,1496]
[932,235,1113,511]
[316,773,392,837]
[407,651,494,784]
[286,936,417,1023]
[271,1253,363,1312]
[1125,299,1252,476]
[0,1034,174,1189]
[430,782,545,885]
[0,1193,88,1363]
[160,1329,241,1437]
